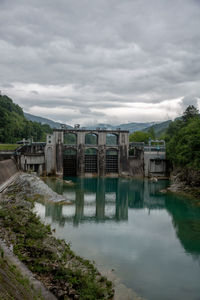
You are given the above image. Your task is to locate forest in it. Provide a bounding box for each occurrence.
[0,94,52,143]
[165,105,200,171]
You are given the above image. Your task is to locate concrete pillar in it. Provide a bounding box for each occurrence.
[38,164,43,175]
[119,132,129,175]
[45,132,57,175]
[56,132,63,175]
[98,132,106,176]
[77,144,85,175]
[76,132,84,175]
[99,145,106,176]
[98,132,106,146]
[77,131,85,145]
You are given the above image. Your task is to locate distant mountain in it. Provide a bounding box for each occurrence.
[142,120,172,137]
[83,123,115,130]
[84,122,155,133]
[24,113,72,129]
[117,122,156,132]
[24,112,170,134]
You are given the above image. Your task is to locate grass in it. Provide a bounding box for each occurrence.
[0,185,114,299]
[0,144,19,151]
[0,248,44,300]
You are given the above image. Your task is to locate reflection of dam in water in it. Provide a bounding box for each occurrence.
[41,177,200,263]
[35,177,200,300]
[42,177,169,226]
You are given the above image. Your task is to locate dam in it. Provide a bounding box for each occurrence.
[45,129,130,177]
[0,129,167,178]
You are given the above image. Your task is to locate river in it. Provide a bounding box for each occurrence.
[34,177,200,300]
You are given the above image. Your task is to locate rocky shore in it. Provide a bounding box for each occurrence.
[167,169,200,205]
[0,174,114,299]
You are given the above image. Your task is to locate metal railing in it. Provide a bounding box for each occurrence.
[144,146,166,152]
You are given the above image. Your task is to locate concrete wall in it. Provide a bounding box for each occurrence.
[20,154,45,175]
[0,159,18,186]
[0,151,14,161]
[144,151,166,177]
[128,156,144,177]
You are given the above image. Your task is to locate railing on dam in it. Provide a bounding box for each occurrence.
[144,146,166,152]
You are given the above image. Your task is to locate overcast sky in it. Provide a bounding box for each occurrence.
[1,0,200,126]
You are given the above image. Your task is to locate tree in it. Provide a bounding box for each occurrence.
[147,127,155,139]
[129,128,156,143]
[165,105,200,170]
[129,131,150,143]
[182,105,199,123]
[0,94,52,143]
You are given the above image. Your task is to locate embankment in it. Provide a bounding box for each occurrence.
[0,159,19,188]
[0,174,114,299]
[0,240,56,300]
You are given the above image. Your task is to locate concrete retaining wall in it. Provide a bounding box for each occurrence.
[0,151,14,161]
[128,156,144,177]
[0,159,18,186]
[144,151,166,177]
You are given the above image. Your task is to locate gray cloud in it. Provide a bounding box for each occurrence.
[0,0,200,125]
[181,96,198,110]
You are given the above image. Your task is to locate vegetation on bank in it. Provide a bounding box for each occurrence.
[165,105,200,170]
[0,144,19,151]
[0,249,44,300]
[165,105,200,190]
[0,95,52,143]
[0,179,114,299]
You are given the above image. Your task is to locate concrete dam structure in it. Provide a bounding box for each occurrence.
[0,129,167,178]
[45,129,130,177]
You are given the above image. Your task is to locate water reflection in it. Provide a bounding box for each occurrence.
[43,177,168,226]
[42,177,200,260]
[38,177,200,300]
[166,194,200,258]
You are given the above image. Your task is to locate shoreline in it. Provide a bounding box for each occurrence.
[0,173,114,299]
[167,181,200,204]
[0,238,56,300]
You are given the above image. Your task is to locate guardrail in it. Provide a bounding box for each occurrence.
[144,146,166,152]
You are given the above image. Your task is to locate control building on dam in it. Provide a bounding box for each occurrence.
[45,129,130,177]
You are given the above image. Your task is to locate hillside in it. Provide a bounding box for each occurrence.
[165,106,200,193]
[0,95,52,143]
[24,112,72,129]
[118,121,155,132]
[85,122,155,132]
[143,120,172,137]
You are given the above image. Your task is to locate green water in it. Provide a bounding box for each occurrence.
[36,177,200,300]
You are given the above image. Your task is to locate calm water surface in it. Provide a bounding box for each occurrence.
[35,177,200,300]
